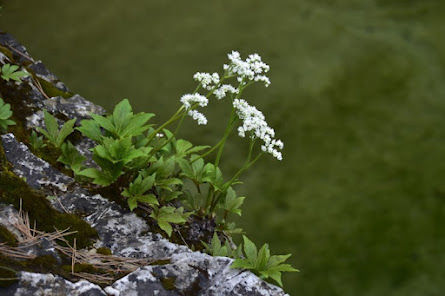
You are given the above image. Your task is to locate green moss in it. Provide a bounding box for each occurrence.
[0,225,18,247]
[36,77,73,99]
[0,45,14,62]
[61,263,99,274]
[0,171,98,249]
[0,266,18,288]
[96,247,112,256]
[160,276,176,291]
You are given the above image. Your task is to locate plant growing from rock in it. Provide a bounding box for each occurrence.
[51,51,296,287]
[231,235,299,287]
[0,98,15,133]
[0,63,28,82]
[29,130,46,150]
[37,110,76,148]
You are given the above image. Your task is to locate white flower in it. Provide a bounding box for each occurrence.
[193,72,220,90]
[156,133,164,138]
[225,51,270,86]
[233,99,283,160]
[214,84,239,100]
[180,93,208,110]
[188,110,208,125]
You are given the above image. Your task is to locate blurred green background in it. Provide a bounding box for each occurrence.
[2,1,445,295]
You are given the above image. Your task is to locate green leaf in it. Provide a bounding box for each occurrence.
[91,114,116,136]
[38,110,75,148]
[161,191,182,202]
[150,206,188,237]
[58,141,86,173]
[137,194,158,205]
[127,196,138,211]
[1,64,28,82]
[158,220,173,237]
[219,187,245,216]
[230,258,253,270]
[120,112,154,138]
[256,243,270,271]
[56,118,76,147]
[111,99,132,134]
[29,130,46,150]
[77,120,103,143]
[0,98,15,132]
[242,235,258,264]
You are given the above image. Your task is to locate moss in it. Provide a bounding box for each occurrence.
[0,266,18,288]
[0,171,98,249]
[96,247,112,256]
[0,45,14,62]
[61,263,99,274]
[36,77,73,99]
[0,225,18,247]
[159,276,176,291]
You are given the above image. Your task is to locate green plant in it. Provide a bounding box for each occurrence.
[203,232,241,258]
[57,141,86,175]
[0,98,15,132]
[149,206,190,237]
[37,110,76,148]
[29,130,47,150]
[54,51,296,287]
[122,173,158,210]
[231,235,298,287]
[0,63,28,82]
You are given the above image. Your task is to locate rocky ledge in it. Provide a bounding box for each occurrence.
[0,32,289,295]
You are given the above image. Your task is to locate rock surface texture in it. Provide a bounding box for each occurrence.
[0,32,289,295]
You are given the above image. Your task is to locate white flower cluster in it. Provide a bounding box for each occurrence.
[180,94,209,125]
[213,84,239,100]
[223,51,271,87]
[180,93,208,110]
[193,72,220,90]
[233,99,283,160]
[188,110,207,125]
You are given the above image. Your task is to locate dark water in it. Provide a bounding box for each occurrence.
[2,1,445,295]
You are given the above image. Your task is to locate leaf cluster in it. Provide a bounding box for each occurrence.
[0,63,28,82]
[231,235,298,287]
[0,98,15,132]
[76,99,154,185]
[37,110,76,148]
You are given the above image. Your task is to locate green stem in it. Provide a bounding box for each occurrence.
[214,107,237,167]
[147,106,185,144]
[220,139,261,193]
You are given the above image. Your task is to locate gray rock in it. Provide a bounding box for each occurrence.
[105,252,289,296]
[2,272,106,296]
[42,94,106,121]
[1,133,74,191]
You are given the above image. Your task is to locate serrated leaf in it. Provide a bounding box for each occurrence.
[120,112,154,138]
[242,235,258,264]
[230,258,253,269]
[127,196,138,211]
[58,141,86,172]
[91,114,116,135]
[77,119,103,143]
[157,221,173,237]
[42,110,59,144]
[9,71,28,82]
[137,194,158,205]
[56,118,76,147]
[256,243,270,271]
[111,99,132,134]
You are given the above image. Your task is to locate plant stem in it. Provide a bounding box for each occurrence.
[214,107,237,167]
